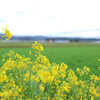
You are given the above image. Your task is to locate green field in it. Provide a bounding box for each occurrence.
[0,42,100,76]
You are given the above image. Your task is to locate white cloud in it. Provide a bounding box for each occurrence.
[0,0,100,37]
[52,31,100,38]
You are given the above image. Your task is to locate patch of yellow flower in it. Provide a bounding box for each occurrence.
[0,29,100,99]
[1,27,12,41]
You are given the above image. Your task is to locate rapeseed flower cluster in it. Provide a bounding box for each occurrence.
[76,66,90,76]
[0,27,12,41]
[0,30,100,100]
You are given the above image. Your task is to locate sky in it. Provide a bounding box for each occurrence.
[0,0,100,38]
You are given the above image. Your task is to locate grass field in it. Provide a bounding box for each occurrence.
[0,42,100,76]
[0,42,100,48]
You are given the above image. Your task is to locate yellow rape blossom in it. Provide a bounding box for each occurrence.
[39,84,44,91]
[1,27,12,41]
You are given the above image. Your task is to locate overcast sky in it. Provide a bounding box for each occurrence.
[0,0,100,38]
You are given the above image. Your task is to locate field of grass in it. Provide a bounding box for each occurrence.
[1,42,100,48]
[0,42,100,76]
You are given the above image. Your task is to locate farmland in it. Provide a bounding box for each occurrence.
[0,42,100,76]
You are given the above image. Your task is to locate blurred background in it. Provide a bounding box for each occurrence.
[0,0,100,43]
[0,0,100,76]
